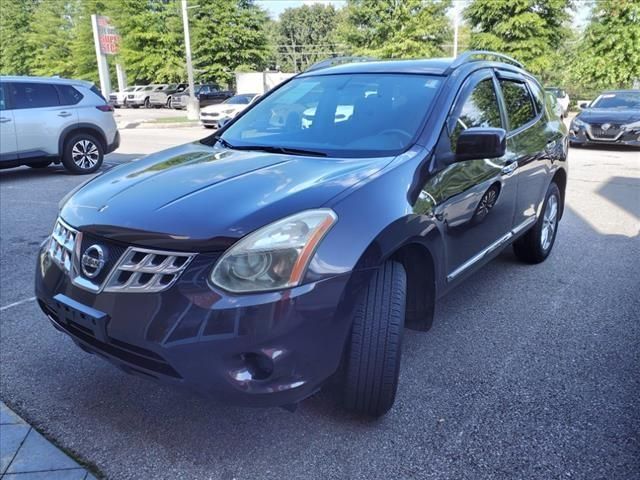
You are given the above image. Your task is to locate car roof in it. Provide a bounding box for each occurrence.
[600,89,640,94]
[298,56,528,78]
[0,75,94,88]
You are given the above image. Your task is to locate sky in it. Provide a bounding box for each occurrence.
[255,0,592,29]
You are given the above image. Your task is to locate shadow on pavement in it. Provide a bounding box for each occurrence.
[596,175,640,221]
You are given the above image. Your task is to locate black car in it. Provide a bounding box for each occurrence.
[570,90,640,147]
[171,84,234,109]
[36,52,568,416]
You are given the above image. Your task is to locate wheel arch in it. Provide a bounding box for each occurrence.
[58,123,107,156]
[551,167,567,219]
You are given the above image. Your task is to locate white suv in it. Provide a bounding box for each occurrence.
[0,76,119,174]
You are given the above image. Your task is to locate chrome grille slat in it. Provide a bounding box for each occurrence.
[48,219,77,275]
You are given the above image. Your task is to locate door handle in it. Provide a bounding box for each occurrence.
[502,160,518,175]
[0,117,11,123]
[58,111,72,118]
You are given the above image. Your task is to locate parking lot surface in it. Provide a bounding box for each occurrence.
[1,128,638,479]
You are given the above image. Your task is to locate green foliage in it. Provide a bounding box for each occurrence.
[464,0,573,77]
[0,0,36,75]
[274,4,343,72]
[191,0,270,86]
[69,0,109,83]
[572,0,640,92]
[340,0,452,58]
[25,0,76,77]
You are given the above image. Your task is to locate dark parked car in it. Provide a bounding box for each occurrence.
[171,84,233,109]
[36,52,568,416]
[570,90,640,147]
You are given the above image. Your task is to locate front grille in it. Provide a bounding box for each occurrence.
[49,219,77,274]
[588,123,623,140]
[47,217,196,294]
[40,300,181,378]
[104,247,195,293]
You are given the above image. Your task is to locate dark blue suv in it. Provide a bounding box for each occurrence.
[36,52,568,416]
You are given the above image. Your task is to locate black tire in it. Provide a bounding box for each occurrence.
[343,261,406,417]
[61,133,104,174]
[513,182,561,264]
[166,97,172,109]
[144,97,150,108]
[28,161,51,169]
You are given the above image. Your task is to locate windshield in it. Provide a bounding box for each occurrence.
[225,95,254,105]
[546,88,566,98]
[220,73,442,157]
[591,92,640,109]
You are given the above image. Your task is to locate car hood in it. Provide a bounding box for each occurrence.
[201,104,244,115]
[61,142,393,251]
[576,108,640,124]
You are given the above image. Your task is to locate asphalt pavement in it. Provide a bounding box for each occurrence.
[1,128,638,480]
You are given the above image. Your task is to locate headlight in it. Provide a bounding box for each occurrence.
[572,118,586,128]
[210,209,337,293]
[624,120,640,130]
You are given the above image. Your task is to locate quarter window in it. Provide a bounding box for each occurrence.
[499,79,536,131]
[10,82,60,109]
[57,85,84,105]
[450,78,502,150]
[526,79,545,114]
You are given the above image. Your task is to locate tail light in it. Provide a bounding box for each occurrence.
[96,104,114,112]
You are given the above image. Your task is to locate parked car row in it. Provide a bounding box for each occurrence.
[108,83,234,110]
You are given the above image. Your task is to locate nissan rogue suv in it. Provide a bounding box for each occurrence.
[35,52,568,416]
[0,76,119,174]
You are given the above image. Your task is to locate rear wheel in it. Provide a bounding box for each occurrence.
[166,97,172,109]
[343,261,406,417]
[144,97,150,108]
[61,133,104,174]
[513,182,561,263]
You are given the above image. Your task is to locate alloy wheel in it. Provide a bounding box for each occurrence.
[540,194,558,251]
[71,139,100,170]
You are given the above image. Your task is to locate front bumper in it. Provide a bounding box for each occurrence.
[35,241,354,407]
[570,126,640,147]
[200,116,222,128]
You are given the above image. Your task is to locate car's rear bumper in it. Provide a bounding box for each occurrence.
[106,130,120,154]
[35,242,355,407]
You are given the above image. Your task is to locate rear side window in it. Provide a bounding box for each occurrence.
[10,82,60,109]
[0,84,6,110]
[499,79,536,131]
[57,85,84,105]
[450,78,502,151]
[90,85,106,101]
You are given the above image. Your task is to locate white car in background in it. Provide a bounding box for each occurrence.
[545,87,570,118]
[200,93,259,129]
[0,76,119,174]
[108,86,141,108]
[126,84,168,109]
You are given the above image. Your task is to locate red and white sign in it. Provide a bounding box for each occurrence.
[96,16,120,55]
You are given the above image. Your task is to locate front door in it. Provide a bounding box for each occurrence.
[422,70,518,282]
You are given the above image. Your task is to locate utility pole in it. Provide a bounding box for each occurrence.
[181,0,198,120]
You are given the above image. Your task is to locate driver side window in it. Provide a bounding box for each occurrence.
[450,78,502,151]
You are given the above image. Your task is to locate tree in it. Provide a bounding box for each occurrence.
[464,0,573,78]
[107,0,185,84]
[275,4,343,72]
[339,0,452,59]
[0,0,37,75]
[572,0,640,91]
[191,0,270,86]
[69,0,110,83]
[24,0,76,77]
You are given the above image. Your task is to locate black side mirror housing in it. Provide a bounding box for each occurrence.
[455,127,507,162]
[578,101,590,109]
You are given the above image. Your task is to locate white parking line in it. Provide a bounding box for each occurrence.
[0,297,36,312]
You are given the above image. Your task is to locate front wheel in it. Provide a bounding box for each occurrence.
[343,261,406,417]
[513,182,561,263]
[61,134,104,174]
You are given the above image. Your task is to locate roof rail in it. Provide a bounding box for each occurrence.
[447,50,524,72]
[305,56,376,73]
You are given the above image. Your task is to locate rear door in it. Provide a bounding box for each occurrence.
[496,72,554,228]
[0,83,18,161]
[7,82,78,157]
[424,69,518,282]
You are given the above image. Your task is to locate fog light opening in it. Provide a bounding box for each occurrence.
[241,352,274,380]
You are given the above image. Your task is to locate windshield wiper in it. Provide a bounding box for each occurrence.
[230,145,327,157]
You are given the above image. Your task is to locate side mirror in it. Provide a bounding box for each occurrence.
[578,101,590,109]
[455,128,506,162]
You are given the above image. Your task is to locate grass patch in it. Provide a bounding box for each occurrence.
[148,116,192,124]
